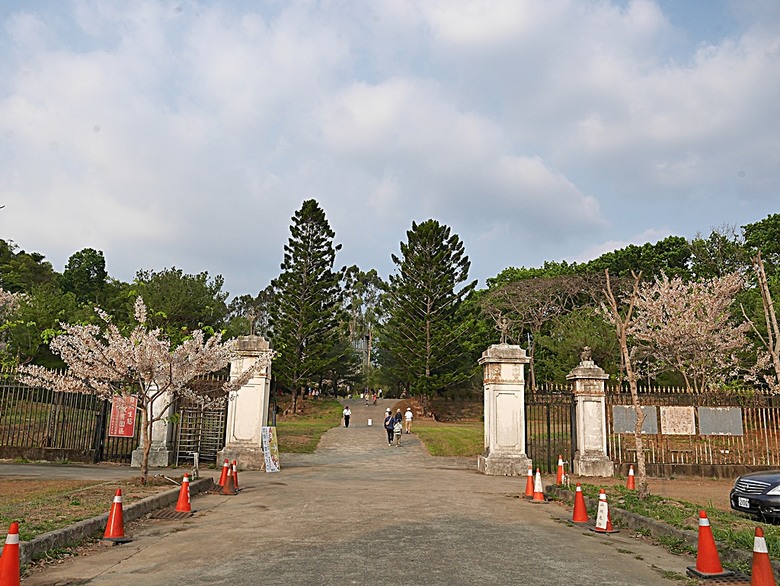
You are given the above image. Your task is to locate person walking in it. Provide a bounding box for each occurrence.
[404,407,413,434]
[394,408,403,426]
[383,409,395,445]
[393,417,403,446]
[343,405,352,428]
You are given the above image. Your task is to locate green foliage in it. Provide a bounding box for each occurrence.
[744,213,780,272]
[133,267,229,346]
[535,306,620,382]
[584,235,692,280]
[59,248,108,304]
[270,200,346,396]
[380,219,477,396]
[486,260,582,289]
[0,239,58,293]
[688,225,749,280]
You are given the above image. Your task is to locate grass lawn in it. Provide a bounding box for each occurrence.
[573,482,780,564]
[276,399,343,453]
[413,419,483,457]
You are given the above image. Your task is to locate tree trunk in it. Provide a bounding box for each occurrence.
[140,404,151,486]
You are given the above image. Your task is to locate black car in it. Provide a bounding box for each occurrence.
[730,470,780,520]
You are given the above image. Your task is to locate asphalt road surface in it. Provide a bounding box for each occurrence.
[21,399,693,585]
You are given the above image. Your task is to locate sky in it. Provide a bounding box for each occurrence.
[0,0,778,299]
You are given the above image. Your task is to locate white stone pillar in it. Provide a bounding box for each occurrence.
[567,350,614,477]
[218,336,273,471]
[477,344,532,476]
[131,384,175,468]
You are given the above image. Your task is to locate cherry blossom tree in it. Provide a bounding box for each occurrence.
[18,297,272,483]
[0,288,20,366]
[631,272,749,392]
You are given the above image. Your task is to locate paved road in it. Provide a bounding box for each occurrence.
[22,399,693,585]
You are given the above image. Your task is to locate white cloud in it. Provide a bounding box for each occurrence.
[0,0,778,294]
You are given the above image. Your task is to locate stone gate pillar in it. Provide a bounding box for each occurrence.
[567,348,614,477]
[477,343,532,476]
[218,336,273,471]
[131,384,174,468]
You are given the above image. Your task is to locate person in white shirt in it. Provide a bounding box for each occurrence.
[404,407,413,434]
[342,406,351,428]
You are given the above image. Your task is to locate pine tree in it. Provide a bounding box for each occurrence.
[381,219,477,396]
[270,200,345,412]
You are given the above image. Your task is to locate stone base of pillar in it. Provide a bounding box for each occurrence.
[130,446,173,468]
[477,453,532,476]
[217,445,265,471]
[573,453,615,477]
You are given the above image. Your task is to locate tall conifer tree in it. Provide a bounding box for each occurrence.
[381,219,477,396]
[271,200,345,411]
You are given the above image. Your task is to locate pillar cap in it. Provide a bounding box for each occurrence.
[479,343,530,365]
[566,360,609,381]
[235,335,270,352]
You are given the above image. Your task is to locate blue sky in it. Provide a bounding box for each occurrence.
[1,0,778,298]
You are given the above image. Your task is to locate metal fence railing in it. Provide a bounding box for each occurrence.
[0,368,138,463]
[605,388,780,469]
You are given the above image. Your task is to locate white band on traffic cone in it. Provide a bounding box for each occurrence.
[698,517,710,527]
[113,495,122,503]
[754,536,768,554]
[5,533,19,545]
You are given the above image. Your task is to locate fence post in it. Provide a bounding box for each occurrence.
[567,347,614,477]
[477,343,532,476]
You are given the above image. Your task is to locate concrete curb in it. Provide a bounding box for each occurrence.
[545,485,780,577]
[19,477,215,566]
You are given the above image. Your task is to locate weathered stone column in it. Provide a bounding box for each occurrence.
[477,343,532,476]
[567,348,614,477]
[218,336,273,471]
[131,385,175,468]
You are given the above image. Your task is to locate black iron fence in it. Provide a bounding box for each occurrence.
[525,384,575,473]
[0,368,138,463]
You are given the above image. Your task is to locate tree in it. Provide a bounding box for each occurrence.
[631,273,750,392]
[741,253,780,391]
[381,219,477,396]
[60,248,108,305]
[602,270,648,497]
[743,213,780,272]
[343,267,384,386]
[586,235,692,280]
[18,297,268,483]
[133,267,229,346]
[227,286,274,338]
[270,200,345,412]
[479,275,594,388]
[0,240,58,293]
[689,224,748,280]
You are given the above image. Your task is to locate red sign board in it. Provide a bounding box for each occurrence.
[108,395,138,438]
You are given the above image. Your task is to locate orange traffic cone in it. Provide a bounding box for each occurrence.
[556,455,565,485]
[525,467,534,499]
[531,469,546,503]
[524,467,534,499]
[686,510,733,578]
[222,467,237,495]
[750,527,776,586]
[232,460,240,491]
[103,489,132,543]
[218,459,229,486]
[592,489,619,534]
[0,521,20,586]
[626,465,636,490]
[175,474,191,513]
[572,483,589,523]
